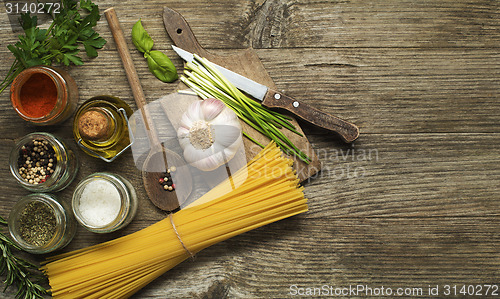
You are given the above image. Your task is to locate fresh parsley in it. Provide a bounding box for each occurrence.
[0,0,107,94]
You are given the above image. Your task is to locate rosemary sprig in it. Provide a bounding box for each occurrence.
[181,55,311,164]
[0,216,48,299]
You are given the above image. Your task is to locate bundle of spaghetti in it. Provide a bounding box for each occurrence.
[42,142,308,299]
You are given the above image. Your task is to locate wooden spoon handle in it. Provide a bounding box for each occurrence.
[105,7,160,145]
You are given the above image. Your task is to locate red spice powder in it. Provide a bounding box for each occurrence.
[20,73,58,118]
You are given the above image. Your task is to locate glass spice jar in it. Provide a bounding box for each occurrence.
[10,65,79,126]
[73,95,134,162]
[8,193,77,254]
[72,172,138,233]
[9,132,79,192]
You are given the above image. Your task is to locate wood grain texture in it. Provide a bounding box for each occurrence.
[0,0,498,298]
[0,47,498,137]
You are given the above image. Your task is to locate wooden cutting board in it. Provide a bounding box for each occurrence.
[162,7,321,182]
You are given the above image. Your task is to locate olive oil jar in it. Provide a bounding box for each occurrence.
[73,95,133,162]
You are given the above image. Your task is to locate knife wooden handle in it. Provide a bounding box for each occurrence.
[263,89,360,143]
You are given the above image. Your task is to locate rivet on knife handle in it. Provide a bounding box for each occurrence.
[263,90,360,143]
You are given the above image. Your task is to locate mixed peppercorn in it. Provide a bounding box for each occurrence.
[17,139,57,184]
[159,166,176,191]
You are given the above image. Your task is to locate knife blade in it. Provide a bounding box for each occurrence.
[172,45,359,143]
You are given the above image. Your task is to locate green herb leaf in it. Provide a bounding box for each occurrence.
[146,51,179,83]
[131,20,154,54]
[83,32,107,58]
[132,19,178,83]
[79,0,95,11]
[62,51,84,66]
[20,13,37,30]
[0,0,107,95]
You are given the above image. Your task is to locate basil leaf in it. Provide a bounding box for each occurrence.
[131,20,153,53]
[145,50,178,83]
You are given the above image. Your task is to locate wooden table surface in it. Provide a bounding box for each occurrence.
[0,1,499,298]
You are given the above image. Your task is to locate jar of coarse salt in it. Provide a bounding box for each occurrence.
[72,172,137,233]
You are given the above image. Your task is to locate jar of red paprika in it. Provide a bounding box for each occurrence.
[10,66,79,126]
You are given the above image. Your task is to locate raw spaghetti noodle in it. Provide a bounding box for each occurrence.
[42,142,308,298]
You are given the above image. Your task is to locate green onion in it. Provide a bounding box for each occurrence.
[181,55,311,164]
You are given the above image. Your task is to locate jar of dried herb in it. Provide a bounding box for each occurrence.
[8,193,76,254]
[10,65,79,126]
[9,132,79,192]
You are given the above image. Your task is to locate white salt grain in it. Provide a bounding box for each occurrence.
[78,179,121,227]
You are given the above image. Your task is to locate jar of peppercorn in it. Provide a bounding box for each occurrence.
[9,132,79,192]
[8,193,76,254]
[10,65,79,126]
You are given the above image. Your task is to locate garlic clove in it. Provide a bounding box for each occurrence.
[224,136,243,160]
[177,127,191,149]
[177,126,190,139]
[200,98,226,121]
[180,112,194,129]
[182,144,201,165]
[212,124,242,148]
[198,153,225,171]
[184,100,203,125]
[209,107,239,126]
[183,145,225,171]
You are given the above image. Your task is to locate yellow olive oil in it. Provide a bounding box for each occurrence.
[73,95,133,161]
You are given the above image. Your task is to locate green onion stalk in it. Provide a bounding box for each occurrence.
[180,55,311,164]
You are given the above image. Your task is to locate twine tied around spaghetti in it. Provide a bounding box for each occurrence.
[169,214,196,260]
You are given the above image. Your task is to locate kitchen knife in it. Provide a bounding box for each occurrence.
[172,45,360,143]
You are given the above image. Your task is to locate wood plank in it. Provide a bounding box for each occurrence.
[1,215,496,298]
[305,133,500,218]
[128,217,500,298]
[1,1,497,48]
[0,47,497,137]
[15,0,492,49]
[258,47,500,135]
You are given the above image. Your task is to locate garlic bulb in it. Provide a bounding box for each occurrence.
[177,98,243,171]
